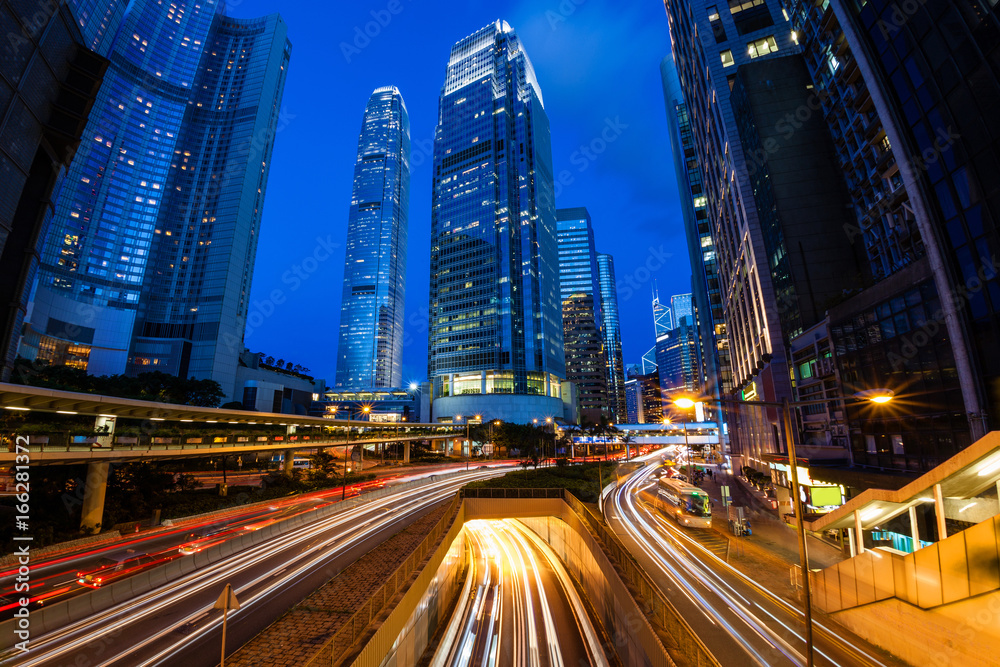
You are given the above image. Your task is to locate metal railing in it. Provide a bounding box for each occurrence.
[562,491,721,667]
[1,429,453,456]
[459,487,563,499]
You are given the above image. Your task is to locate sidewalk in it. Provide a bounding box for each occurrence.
[696,466,845,600]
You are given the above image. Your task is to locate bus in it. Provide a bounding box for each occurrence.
[638,476,713,528]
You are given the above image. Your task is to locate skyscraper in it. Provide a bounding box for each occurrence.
[19,0,291,401]
[652,285,673,336]
[556,208,607,420]
[0,0,109,380]
[662,0,870,468]
[598,253,627,422]
[335,87,410,389]
[66,0,127,55]
[660,52,731,405]
[781,0,998,470]
[427,20,565,424]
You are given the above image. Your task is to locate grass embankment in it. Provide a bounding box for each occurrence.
[463,461,617,503]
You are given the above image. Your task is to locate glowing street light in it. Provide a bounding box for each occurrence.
[670,387,895,667]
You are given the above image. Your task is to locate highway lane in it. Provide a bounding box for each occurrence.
[429,519,608,667]
[0,462,517,618]
[0,479,379,617]
[606,453,900,667]
[3,469,504,666]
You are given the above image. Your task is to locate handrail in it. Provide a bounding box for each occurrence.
[562,490,721,667]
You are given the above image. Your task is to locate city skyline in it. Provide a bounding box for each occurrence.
[220,1,687,384]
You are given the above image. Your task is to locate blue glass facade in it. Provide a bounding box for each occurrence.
[598,253,627,422]
[428,21,565,424]
[335,86,409,389]
[20,1,291,400]
[66,0,127,55]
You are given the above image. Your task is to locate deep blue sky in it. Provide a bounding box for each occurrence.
[227,0,689,385]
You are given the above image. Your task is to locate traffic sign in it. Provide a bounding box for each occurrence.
[214,583,240,610]
[482,443,494,455]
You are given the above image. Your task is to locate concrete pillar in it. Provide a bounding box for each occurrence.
[908,505,921,552]
[80,461,110,534]
[854,510,865,555]
[283,449,295,475]
[481,371,487,395]
[404,441,411,463]
[847,527,857,558]
[934,483,947,541]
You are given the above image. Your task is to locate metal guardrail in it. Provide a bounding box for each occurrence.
[0,430,454,458]
[562,491,721,667]
[309,494,463,667]
[459,487,563,499]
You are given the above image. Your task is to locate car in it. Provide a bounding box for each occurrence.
[76,550,157,588]
[178,524,240,555]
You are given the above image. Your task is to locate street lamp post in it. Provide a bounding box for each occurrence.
[342,408,351,501]
[673,388,893,667]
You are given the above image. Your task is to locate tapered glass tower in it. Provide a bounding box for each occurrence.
[335,86,410,389]
[597,253,627,422]
[428,21,565,424]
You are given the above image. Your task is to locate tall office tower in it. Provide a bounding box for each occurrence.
[661,54,732,403]
[427,21,565,424]
[655,293,702,398]
[0,0,108,381]
[780,0,998,471]
[598,253,627,422]
[20,1,291,401]
[66,0,127,55]
[671,293,693,325]
[625,377,642,424]
[335,87,410,389]
[556,208,607,420]
[662,0,869,468]
[651,285,673,335]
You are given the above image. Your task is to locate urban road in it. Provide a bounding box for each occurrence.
[606,449,902,667]
[429,519,609,667]
[4,468,504,667]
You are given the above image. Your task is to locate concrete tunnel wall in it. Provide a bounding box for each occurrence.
[352,498,674,667]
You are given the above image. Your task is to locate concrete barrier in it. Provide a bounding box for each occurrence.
[346,492,679,667]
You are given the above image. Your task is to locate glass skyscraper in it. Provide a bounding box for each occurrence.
[335,86,410,389]
[20,0,291,400]
[556,208,607,419]
[597,253,627,422]
[427,20,565,424]
[0,0,109,380]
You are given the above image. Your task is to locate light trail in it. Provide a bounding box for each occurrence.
[609,460,896,667]
[430,520,608,667]
[5,470,500,666]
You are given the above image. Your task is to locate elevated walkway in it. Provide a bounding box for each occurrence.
[795,432,1000,665]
